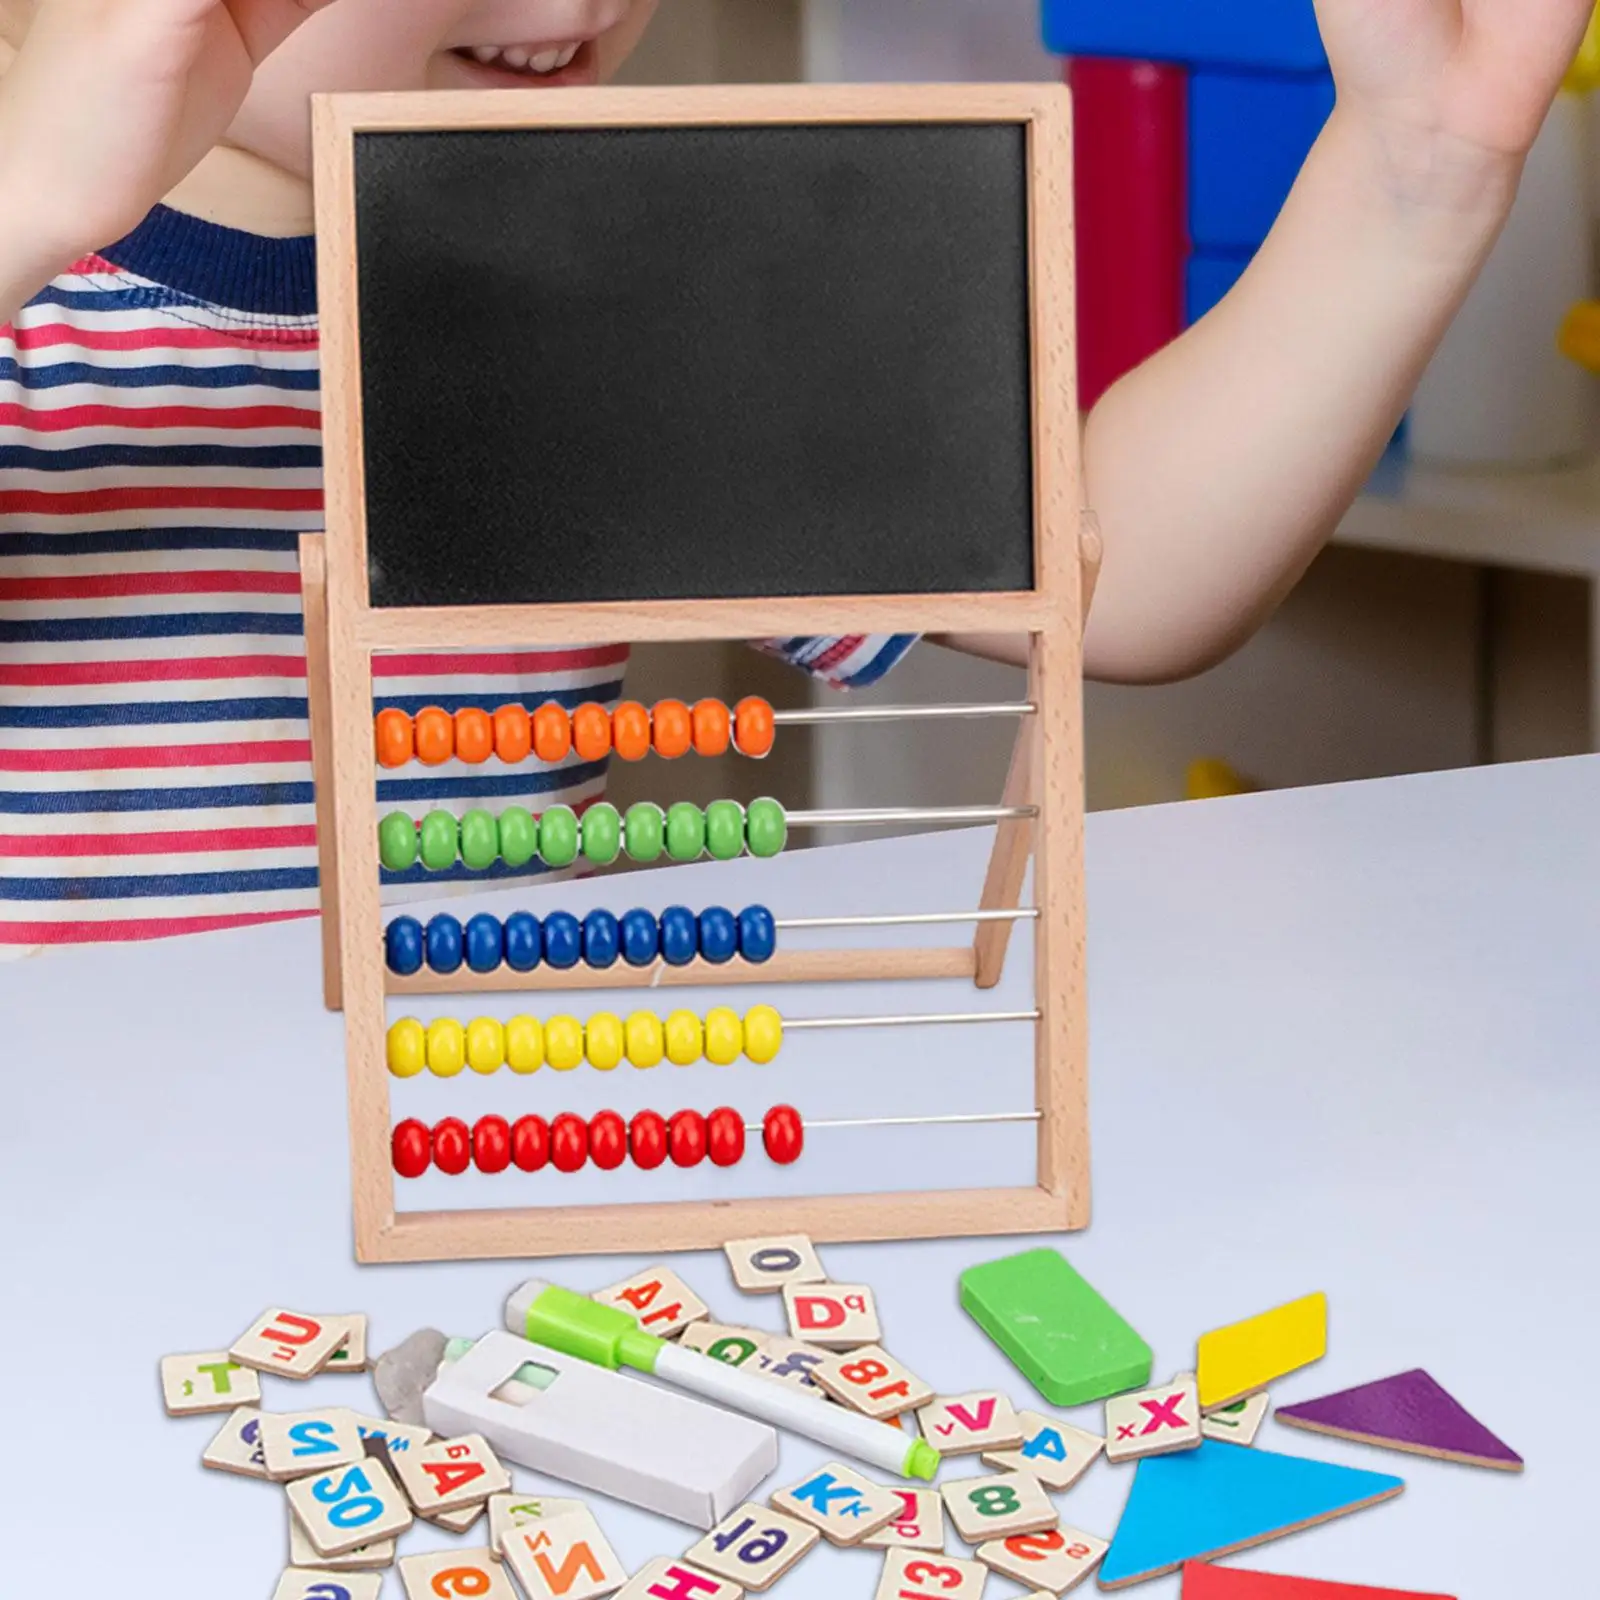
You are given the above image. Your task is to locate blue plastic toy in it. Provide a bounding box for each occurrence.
[1041,0,1328,73]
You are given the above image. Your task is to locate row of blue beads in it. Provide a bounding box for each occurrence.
[384,904,777,976]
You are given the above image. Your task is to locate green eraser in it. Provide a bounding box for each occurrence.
[959,1247,1153,1407]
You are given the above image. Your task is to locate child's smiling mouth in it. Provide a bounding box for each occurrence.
[446,38,600,87]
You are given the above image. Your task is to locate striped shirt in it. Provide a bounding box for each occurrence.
[0,204,916,951]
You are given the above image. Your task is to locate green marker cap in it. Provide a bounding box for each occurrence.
[903,1438,939,1481]
[506,1279,664,1373]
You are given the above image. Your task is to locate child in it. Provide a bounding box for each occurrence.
[0,0,1592,947]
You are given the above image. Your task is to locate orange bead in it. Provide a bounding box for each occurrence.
[374,708,414,768]
[571,702,612,763]
[651,698,692,760]
[454,706,493,765]
[691,698,731,758]
[413,705,454,765]
[493,704,532,765]
[734,696,775,759]
[612,701,651,761]
[532,702,572,764]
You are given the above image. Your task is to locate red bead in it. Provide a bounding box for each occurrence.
[668,1109,708,1168]
[707,1106,746,1167]
[630,1110,668,1170]
[589,1111,627,1171]
[550,1112,589,1173]
[433,1116,472,1176]
[473,1114,511,1174]
[392,1118,431,1179]
[512,1115,549,1172]
[763,1104,804,1165]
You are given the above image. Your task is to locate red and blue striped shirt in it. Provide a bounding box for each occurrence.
[0,205,915,950]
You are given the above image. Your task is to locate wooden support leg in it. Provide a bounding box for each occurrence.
[300,532,343,1011]
[972,511,1102,989]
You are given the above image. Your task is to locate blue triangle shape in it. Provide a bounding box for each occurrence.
[1100,1440,1405,1589]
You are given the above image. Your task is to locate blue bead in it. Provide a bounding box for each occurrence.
[504,911,542,972]
[583,909,621,969]
[737,905,777,964]
[466,913,504,974]
[424,913,464,974]
[621,907,660,967]
[543,910,582,970]
[698,905,738,965]
[660,905,698,967]
[383,915,424,976]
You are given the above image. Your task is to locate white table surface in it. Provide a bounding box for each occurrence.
[4,755,1596,1597]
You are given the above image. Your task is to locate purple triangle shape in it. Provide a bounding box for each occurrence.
[1277,1369,1522,1467]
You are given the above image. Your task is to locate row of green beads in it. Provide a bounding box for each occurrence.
[376,797,788,873]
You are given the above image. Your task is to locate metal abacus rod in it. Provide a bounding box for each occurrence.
[771,701,1035,726]
[776,907,1039,930]
[784,1008,1040,1032]
[789,804,1034,827]
[763,1109,1043,1131]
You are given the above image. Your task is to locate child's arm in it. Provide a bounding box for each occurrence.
[942,0,1597,684]
[0,0,334,327]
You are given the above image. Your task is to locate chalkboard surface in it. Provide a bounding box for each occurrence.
[353,122,1035,609]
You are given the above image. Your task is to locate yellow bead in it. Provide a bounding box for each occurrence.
[505,1015,544,1074]
[545,1014,585,1071]
[586,1011,625,1071]
[386,1017,427,1079]
[665,1008,704,1066]
[426,1016,466,1078]
[704,1006,743,1066]
[743,1004,783,1064]
[625,1010,664,1069]
[466,1016,506,1075]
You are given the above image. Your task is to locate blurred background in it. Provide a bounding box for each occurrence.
[607,0,1600,821]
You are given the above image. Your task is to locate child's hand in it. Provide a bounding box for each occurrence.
[0,0,335,270]
[1316,0,1596,171]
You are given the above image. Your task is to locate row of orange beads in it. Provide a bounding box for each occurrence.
[375,697,775,767]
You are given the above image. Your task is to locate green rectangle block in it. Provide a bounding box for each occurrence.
[959,1247,1153,1407]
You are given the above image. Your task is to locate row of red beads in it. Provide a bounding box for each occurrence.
[393,1104,804,1177]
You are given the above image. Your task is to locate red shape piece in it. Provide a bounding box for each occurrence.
[1182,1563,1456,1600]
[707,1106,746,1167]
[392,1118,431,1179]
[1068,57,1188,411]
[550,1112,589,1173]
[668,1109,707,1168]
[629,1110,668,1170]
[589,1110,628,1171]
[432,1116,471,1176]
[511,1114,549,1172]
[472,1114,510,1174]
[762,1104,804,1165]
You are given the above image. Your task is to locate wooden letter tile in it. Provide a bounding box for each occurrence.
[1104,1375,1202,1463]
[160,1351,261,1415]
[400,1547,519,1600]
[770,1460,901,1546]
[781,1283,880,1349]
[873,1549,987,1600]
[863,1489,945,1551]
[685,1502,821,1591]
[231,1309,349,1379]
[941,1473,1058,1543]
[489,1492,587,1561]
[975,1527,1107,1593]
[262,1407,367,1482]
[426,1499,488,1533]
[916,1392,1024,1455]
[1200,1390,1270,1446]
[288,1504,394,1571]
[323,1314,371,1373]
[286,1456,413,1557]
[723,1235,827,1294]
[813,1346,932,1419]
[351,1412,433,1461]
[679,1324,768,1368]
[617,1556,745,1600]
[751,1337,830,1399]
[593,1265,709,1340]
[501,1505,629,1600]
[392,1433,510,1513]
[273,1569,383,1600]
[202,1407,269,1478]
[982,1411,1103,1490]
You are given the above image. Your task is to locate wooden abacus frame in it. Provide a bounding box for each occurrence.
[304,83,1090,1263]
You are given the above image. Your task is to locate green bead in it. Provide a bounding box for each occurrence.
[624,802,665,864]
[497,806,538,869]
[582,802,622,867]
[705,800,745,862]
[460,808,499,871]
[745,797,788,859]
[539,804,580,868]
[665,801,706,863]
[377,811,418,872]
[418,809,460,871]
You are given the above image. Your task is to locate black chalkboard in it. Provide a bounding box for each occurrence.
[352,122,1035,609]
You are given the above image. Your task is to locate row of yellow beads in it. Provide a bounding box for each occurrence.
[386,1004,784,1077]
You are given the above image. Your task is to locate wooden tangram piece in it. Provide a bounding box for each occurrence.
[1098,1440,1404,1590]
[1196,1294,1326,1411]
[1180,1563,1457,1599]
